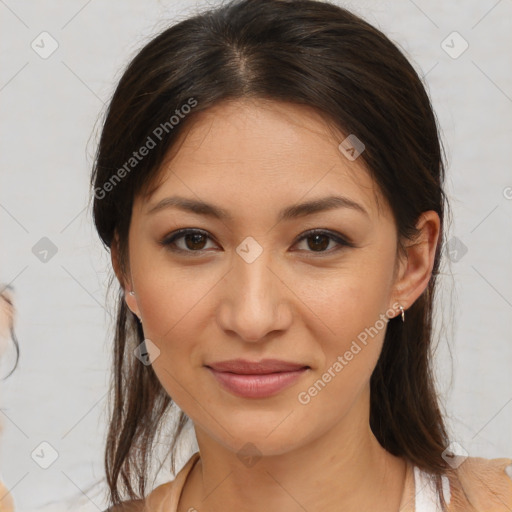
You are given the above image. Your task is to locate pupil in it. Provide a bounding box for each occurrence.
[186,233,206,250]
[308,234,328,251]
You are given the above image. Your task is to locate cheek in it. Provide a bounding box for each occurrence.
[141,290,209,415]
[298,250,394,387]
[132,245,218,340]
[300,251,395,338]
[295,272,390,425]
[130,258,217,406]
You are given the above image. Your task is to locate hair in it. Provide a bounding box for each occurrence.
[0,286,20,380]
[90,0,455,508]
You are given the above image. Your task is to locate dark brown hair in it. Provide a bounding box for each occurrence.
[0,285,20,380]
[90,0,454,508]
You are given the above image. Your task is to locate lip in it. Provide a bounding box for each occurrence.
[205,359,310,398]
[206,358,309,374]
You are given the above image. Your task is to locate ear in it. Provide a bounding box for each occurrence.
[391,210,441,312]
[110,232,141,319]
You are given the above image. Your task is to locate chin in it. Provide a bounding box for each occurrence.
[200,415,309,458]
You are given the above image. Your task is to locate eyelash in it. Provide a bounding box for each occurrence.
[159,228,354,256]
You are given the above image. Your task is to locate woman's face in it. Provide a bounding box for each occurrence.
[121,99,428,456]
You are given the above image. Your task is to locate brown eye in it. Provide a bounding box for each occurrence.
[182,232,208,250]
[293,229,353,255]
[305,233,330,251]
[159,228,353,256]
[160,229,217,254]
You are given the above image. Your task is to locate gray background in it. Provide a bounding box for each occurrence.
[1,0,511,510]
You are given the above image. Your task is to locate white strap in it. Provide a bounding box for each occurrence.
[414,466,451,511]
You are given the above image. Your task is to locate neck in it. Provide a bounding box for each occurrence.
[180,387,407,512]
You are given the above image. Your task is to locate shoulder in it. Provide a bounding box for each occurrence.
[103,452,200,512]
[145,452,201,510]
[446,456,512,511]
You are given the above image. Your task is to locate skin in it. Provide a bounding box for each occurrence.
[0,290,15,512]
[111,98,440,511]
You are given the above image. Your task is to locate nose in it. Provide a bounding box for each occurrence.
[217,246,293,343]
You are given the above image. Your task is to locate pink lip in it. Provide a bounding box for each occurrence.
[205,359,310,398]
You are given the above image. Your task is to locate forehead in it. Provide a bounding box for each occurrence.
[136,99,388,221]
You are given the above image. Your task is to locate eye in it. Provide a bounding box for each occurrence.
[292,229,354,254]
[159,228,353,256]
[159,228,218,255]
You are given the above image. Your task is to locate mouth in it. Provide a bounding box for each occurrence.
[206,358,310,374]
[205,359,310,398]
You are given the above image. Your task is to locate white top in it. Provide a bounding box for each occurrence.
[414,466,451,511]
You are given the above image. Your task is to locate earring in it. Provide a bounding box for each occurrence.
[127,291,141,321]
[399,305,405,323]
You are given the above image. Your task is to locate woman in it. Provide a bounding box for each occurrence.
[90,0,512,510]
[0,286,18,512]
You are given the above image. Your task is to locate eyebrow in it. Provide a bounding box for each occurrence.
[146,195,369,221]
